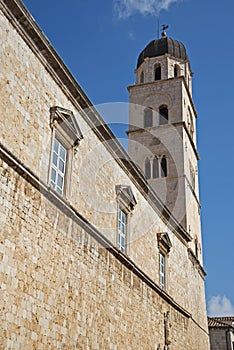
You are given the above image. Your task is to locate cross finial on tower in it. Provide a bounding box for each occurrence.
[161,24,169,37]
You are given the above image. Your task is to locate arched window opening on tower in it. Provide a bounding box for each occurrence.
[154,64,161,81]
[145,156,167,180]
[174,64,180,77]
[161,156,167,178]
[140,71,144,84]
[159,105,168,125]
[144,108,153,128]
[145,158,151,179]
[153,157,159,178]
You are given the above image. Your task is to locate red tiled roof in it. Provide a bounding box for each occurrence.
[208,317,234,328]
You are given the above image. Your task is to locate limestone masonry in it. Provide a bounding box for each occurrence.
[0,0,210,349]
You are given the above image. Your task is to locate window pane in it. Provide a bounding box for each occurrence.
[59,159,65,173]
[52,153,58,166]
[161,275,164,286]
[51,181,56,189]
[161,263,164,273]
[59,145,66,160]
[57,174,63,189]
[51,168,56,183]
[57,187,62,195]
[53,139,59,153]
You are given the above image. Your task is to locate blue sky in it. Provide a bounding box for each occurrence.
[22,0,234,316]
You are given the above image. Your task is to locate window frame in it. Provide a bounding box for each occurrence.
[159,252,166,290]
[144,155,167,180]
[157,232,172,291]
[49,106,83,198]
[117,208,128,253]
[49,127,73,198]
[50,136,68,196]
[115,185,137,254]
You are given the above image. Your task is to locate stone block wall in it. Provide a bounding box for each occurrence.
[0,156,209,349]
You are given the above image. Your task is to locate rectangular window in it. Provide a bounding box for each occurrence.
[118,209,127,253]
[50,137,67,195]
[159,252,165,289]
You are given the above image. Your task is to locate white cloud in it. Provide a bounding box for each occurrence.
[208,295,234,317]
[114,0,183,19]
[128,32,135,40]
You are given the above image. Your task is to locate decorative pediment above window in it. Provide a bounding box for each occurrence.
[157,232,172,253]
[50,106,83,148]
[115,185,137,213]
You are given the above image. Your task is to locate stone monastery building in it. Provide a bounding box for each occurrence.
[0,0,210,349]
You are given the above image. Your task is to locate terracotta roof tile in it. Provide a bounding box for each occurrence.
[208,317,234,328]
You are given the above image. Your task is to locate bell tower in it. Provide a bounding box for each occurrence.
[128,29,202,261]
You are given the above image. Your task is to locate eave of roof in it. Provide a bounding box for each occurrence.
[208,317,234,329]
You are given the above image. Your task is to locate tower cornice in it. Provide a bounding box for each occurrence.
[128,76,198,119]
[135,53,192,73]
